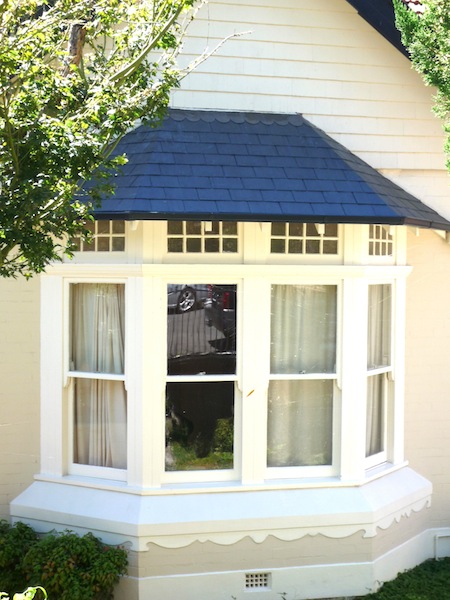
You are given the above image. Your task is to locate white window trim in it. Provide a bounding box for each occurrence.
[40,225,411,492]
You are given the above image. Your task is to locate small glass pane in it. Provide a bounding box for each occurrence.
[267,380,332,467]
[289,222,304,237]
[112,237,125,252]
[186,221,202,235]
[85,220,95,234]
[205,238,220,253]
[166,381,234,471]
[168,238,183,253]
[323,240,338,254]
[306,223,318,236]
[83,240,95,252]
[271,222,285,236]
[112,220,125,234]
[168,221,183,235]
[271,285,337,374]
[186,238,202,253]
[223,222,237,235]
[288,239,303,254]
[97,220,110,234]
[271,239,285,254]
[325,223,338,236]
[167,284,236,375]
[223,238,238,253]
[305,240,320,254]
[97,237,110,251]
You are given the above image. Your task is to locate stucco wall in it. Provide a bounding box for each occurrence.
[405,228,450,529]
[0,276,40,520]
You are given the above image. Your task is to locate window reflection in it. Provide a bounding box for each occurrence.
[166,284,237,471]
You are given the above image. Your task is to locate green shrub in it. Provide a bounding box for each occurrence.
[23,531,128,600]
[360,557,450,599]
[0,522,39,596]
[0,522,127,600]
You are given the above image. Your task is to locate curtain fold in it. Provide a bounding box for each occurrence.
[71,283,127,469]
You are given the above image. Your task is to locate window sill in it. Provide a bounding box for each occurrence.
[11,466,431,551]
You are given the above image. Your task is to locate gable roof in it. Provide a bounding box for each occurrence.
[94,110,450,231]
[345,0,424,56]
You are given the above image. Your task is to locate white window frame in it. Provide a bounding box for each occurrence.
[39,223,409,491]
[64,277,128,482]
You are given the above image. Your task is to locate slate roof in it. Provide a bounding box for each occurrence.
[94,110,450,231]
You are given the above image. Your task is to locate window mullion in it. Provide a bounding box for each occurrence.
[240,278,270,485]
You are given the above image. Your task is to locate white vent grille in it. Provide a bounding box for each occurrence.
[245,572,271,590]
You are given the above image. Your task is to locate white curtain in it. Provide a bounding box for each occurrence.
[71,283,127,469]
[267,285,336,467]
[366,285,391,457]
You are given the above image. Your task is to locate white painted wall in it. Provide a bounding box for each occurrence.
[0,276,40,519]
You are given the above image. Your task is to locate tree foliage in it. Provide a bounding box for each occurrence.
[0,0,202,277]
[394,0,450,172]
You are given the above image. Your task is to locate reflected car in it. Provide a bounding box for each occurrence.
[204,284,236,338]
[167,284,210,313]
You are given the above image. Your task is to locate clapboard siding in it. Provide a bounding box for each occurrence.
[172,0,449,220]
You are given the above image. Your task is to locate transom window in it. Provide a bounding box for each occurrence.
[167,221,238,253]
[72,220,126,252]
[270,223,339,255]
[369,225,393,257]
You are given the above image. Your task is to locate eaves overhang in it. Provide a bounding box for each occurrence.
[93,109,450,232]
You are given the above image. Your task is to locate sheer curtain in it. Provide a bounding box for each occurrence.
[268,285,336,467]
[71,283,127,469]
[366,284,391,458]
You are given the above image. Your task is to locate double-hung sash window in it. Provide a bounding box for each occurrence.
[45,223,406,485]
[268,285,337,473]
[69,283,127,474]
[366,284,392,466]
[165,283,238,481]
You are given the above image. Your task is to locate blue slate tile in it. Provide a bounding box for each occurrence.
[93,109,450,230]
[279,202,315,216]
[261,190,295,202]
[242,178,275,190]
[230,189,263,202]
[235,155,268,167]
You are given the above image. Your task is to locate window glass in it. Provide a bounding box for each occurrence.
[366,374,386,457]
[70,283,126,469]
[366,284,392,460]
[166,381,234,471]
[166,284,237,472]
[270,285,337,374]
[367,284,391,369]
[268,380,333,467]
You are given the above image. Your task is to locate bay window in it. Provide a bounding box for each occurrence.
[42,222,408,488]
